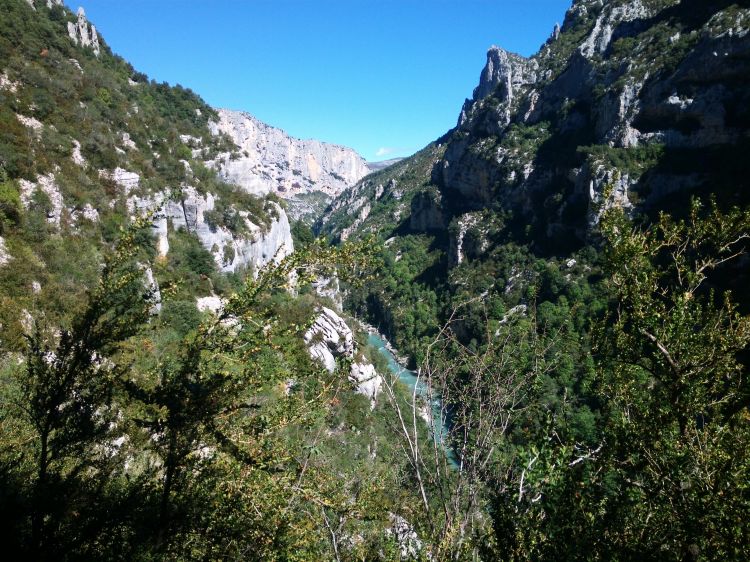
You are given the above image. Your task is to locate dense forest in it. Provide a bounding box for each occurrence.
[1,0,749,560]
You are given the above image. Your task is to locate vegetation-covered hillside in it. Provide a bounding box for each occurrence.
[1,0,749,559]
[0,1,437,559]
[0,0,295,343]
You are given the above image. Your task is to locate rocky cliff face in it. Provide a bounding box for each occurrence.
[207,109,370,206]
[458,46,539,127]
[319,2,750,361]
[434,0,750,250]
[322,0,749,254]
[128,185,293,275]
[67,7,100,56]
[317,142,447,240]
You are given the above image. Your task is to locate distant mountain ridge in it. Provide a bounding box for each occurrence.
[366,158,405,172]
[205,108,374,222]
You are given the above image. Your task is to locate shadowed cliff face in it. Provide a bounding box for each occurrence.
[321,1,749,258]
[433,0,750,251]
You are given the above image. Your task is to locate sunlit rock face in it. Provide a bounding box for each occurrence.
[458,46,539,127]
[67,7,100,56]
[128,188,294,275]
[304,307,354,373]
[304,306,383,408]
[207,109,370,198]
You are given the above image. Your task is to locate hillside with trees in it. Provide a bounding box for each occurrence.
[1,0,749,560]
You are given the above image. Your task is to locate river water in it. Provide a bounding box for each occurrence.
[367,333,456,465]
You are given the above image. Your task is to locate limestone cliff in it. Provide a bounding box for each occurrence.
[207,109,370,207]
[128,185,293,275]
[67,7,100,56]
[458,46,539,127]
[304,306,383,408]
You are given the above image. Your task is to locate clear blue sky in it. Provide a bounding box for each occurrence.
[65,0,572,161]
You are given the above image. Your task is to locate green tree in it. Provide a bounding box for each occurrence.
[8,216,155,559]
[123,237,379,556]
[291,219,315,249]
[483,201,750,562]
[588,200,750,560]
[0,178,22,234]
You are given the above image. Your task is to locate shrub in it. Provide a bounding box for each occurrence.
[160,299,201,337]
[0,180,22,233]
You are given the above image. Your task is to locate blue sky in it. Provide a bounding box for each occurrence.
[65,0,572,161]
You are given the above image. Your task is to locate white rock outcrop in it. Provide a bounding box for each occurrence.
[0,236,10,267]
[127,192,169,257]
[473,46,538,103]
[304,307,383,407]
[207,109,370,198]
[304,307,354,373]
[386,513,424,560]
[18,173,64,227]
[0,72,19,93]
[449,213,483,266]
[196,295,223,315]
[70,203,99,224]
[349,362,382,409]
[120,132,137,151]
[459,46,538,127]
[67,7,100,56]
[582,164,634,226]
[168,188,293,274]
[16,113,43,134]
[579,0,651,59]
[311,275,342,308]
[128,188,294,275]
[71,140,86,166]
[100,167,140,195]
[142,266,161,314]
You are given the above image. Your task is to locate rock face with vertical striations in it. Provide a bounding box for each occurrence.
[458,46,539,127]
[127,187,294,275]
[207,109,370,200]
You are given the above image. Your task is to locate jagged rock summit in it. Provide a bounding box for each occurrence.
[437,0,750,243]
[67,6,100,56]
[459,46,539,126]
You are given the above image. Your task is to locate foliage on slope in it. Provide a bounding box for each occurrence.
[0,0,284,350]
[0,2,438,559]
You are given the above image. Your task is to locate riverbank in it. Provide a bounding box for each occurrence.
[355,318,413,369]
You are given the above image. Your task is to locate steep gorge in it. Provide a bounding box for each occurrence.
[1,0,749,559]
